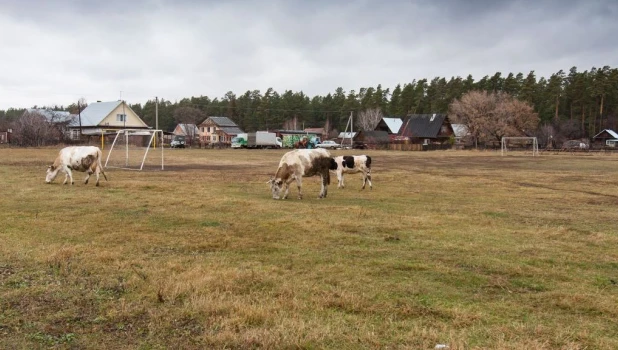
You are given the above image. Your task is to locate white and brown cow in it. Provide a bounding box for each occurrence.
[45,146,108,186]
[333,155,372,190]
[267,148,338,200]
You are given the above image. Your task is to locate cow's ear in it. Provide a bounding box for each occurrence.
[276,180,283,186]
[49,165,55,170]
[266,176,274,185]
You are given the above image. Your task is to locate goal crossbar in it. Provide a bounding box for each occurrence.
[104,129,165,171]
[501,137,539,156]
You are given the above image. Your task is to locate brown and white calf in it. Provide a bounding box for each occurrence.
[332,155,372,190]
[267,148,338,199]
[45,146,108,186]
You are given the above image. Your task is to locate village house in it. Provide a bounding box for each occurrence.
[374,117,403,141]
[172,123,200,147]
[54,100,150,144]
[397,114,454,145]
[198,116,244,146]
[592,129,618,148]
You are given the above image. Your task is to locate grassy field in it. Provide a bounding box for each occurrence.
[1,147,617,349]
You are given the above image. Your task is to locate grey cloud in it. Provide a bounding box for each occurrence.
[1,0,617,109]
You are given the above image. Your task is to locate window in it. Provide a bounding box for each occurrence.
[116,114,126,122]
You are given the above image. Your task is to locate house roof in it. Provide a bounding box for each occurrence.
[338,132,357,139]
[218,126,244,135]
[399,114,449,138]
[79,101,123,126]
[304,128,325,134]
[452,124,470,137]
[593,129,618,139]
[176,123,199,135]
[202,116,238,127]
[27,109,73,123]
[380,118,403,134]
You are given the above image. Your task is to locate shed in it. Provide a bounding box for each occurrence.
[592,129,618,147]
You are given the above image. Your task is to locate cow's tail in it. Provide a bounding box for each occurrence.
[97,149,108,181]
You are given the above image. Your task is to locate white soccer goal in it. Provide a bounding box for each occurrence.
[501,137,539,156]
[104,129,165,170]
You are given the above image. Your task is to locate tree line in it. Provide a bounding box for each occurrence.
[1,66,617,140]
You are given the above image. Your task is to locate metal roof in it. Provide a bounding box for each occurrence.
[593,129,618,139]
[78,101,122,126]
[452,124,469,137]
[219,126,244,135]
[381,118,403,133]
[27,109,72,123]
[203,116,238,127]
[338,132,357,139]
[399,114,449,138]
[176,123,199,135]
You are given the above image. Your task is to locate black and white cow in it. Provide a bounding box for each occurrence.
[267,148,338,199]
[332,155,372,190]
[45,146,108,186]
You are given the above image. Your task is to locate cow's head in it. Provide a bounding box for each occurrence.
[45,165,59,184]
[329,157,338,170]
[267,176,284,200]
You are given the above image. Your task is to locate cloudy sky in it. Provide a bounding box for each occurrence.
[1,0,616,109]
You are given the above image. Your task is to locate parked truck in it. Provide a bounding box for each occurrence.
[248,132,282,149]
[231,133,248,148]
[232,132,282,149]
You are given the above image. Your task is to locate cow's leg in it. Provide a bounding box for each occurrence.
[319,174,328,198]
[337,170,344,189]
[95,167,101,186]
[282,178,293,199]
[84,169,92,185]
[361,171,367,189]
[366,171,372,190]
[63,166,74,185]
[296,177,303,199]
[62,172,69,185]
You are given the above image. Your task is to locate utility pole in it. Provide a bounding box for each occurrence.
[155,96,159,130]
[78,100,82,140]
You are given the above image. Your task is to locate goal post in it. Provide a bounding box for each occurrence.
[501,137,539,156]
[104,129,165,171]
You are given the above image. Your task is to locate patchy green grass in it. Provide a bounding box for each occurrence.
[1,147,618,349]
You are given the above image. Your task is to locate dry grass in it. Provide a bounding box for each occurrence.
[1,147,618,349]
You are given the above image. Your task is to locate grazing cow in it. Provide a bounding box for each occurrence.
[267,148,338,200]
[333,155,372,190]
[45,146,108,186]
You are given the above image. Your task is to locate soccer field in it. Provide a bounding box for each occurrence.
[1,147,617,349]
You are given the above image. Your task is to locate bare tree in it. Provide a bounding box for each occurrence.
[356,108,383,131]
[449,90,539,146]
[11,111,62,146]
[173,107,205,147]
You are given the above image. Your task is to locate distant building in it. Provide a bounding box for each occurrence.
[0,129,11,144]
[354,130,390,149]
[304,127,328,141]
[451,123,472,147]
[198,116,244,145]
[592,129,618,148]
[70,100,149,139]
[397,114,454,145]
[374,117,403,141]
[173,123,200,146]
